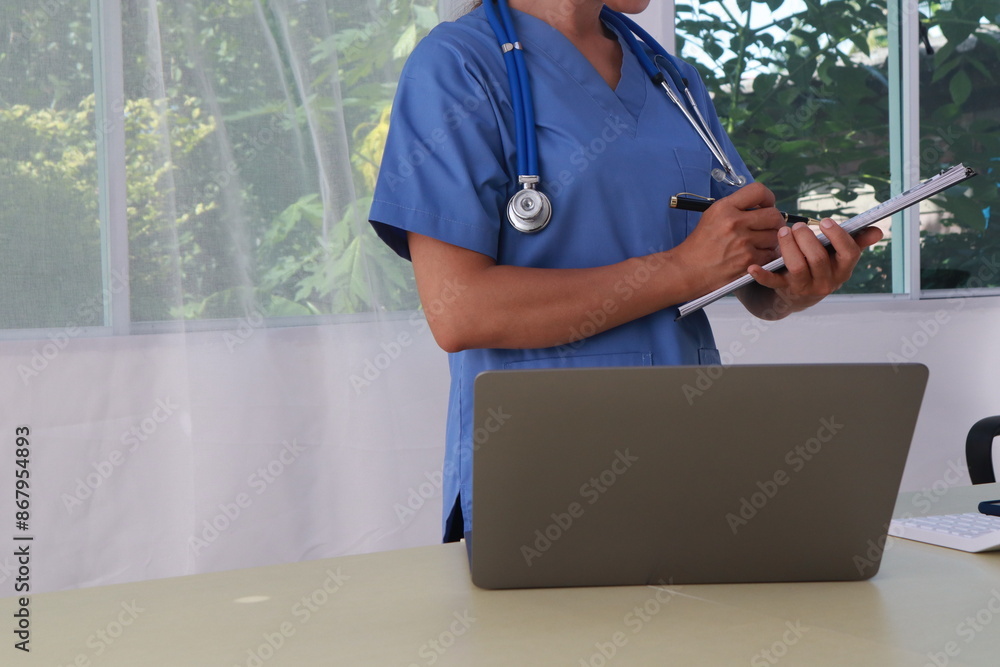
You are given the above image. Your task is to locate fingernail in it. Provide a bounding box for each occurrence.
[821,219,834,229]
[778,226,790,237]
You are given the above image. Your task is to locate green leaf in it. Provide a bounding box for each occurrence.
[752,72,777,95]
[930,56,963,84]
[949,69,973,106]
[967,57,995,83]
[392,24,417,61]
[849,34,871,57]
[938,17,974,46]
[935,194,988,231]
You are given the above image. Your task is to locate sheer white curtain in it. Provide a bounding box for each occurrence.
[0,0,449,595]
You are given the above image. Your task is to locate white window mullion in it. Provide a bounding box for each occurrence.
[902,0,921,299]
[888,0,921,297]
[91,0,131,334]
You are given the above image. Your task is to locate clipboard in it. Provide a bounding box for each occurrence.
[676,163,978,319]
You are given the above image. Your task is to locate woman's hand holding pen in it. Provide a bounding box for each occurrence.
[678,182,883,320]
[675,182,784,294]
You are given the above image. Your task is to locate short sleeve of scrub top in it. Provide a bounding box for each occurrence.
[369,7,752,535]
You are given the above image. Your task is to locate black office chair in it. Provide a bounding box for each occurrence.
[966,416,1000,484]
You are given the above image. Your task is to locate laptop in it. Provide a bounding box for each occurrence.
[468,363,929,589]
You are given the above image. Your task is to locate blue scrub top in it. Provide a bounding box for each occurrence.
[368,6,751,535]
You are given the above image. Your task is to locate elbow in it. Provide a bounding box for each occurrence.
[425,315,478,354]
[433,332,469,354]
[439,341,469,354]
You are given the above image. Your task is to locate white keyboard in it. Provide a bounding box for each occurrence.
[889,513,1000,553]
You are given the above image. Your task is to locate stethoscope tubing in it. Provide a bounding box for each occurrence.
[483,0,539,179]
[484,0,745,232]
[602,8,741,185]
[497,0,539,177]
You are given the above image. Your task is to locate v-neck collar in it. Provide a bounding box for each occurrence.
[504,7,646,135]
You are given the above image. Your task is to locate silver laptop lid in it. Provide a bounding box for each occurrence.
[470,364,928,589]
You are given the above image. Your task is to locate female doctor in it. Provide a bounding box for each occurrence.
[368,0,883,541]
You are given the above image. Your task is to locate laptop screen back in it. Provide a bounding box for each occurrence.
[470,364,928,589]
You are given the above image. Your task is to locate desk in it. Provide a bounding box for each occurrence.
[5,483,999,666]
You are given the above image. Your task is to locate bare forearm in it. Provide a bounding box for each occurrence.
[409,233,705,352]
[457,258,692,350]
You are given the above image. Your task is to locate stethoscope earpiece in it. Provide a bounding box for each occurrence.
[712,168,747,187]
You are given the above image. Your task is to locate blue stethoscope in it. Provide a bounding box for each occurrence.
[482,0,747,233]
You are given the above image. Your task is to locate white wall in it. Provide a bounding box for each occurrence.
[706,295,1000,493]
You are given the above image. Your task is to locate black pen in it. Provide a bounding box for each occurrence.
[670,193,821,226]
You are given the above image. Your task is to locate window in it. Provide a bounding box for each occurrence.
[675,0,999,296]
[917,1,1000,292]
[0,3,103,329]
[1,0,434,334]
[1,1,996,337]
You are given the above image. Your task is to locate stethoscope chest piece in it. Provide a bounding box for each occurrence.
[507,186,552,233]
